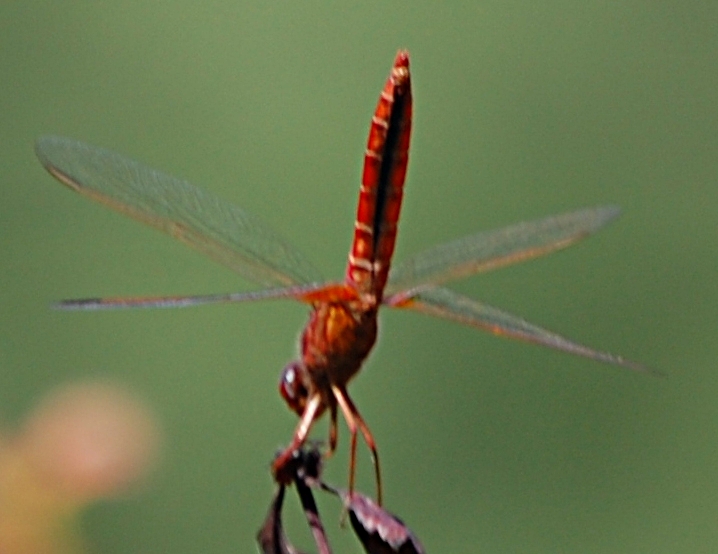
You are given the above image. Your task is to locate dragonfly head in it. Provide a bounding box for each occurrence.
[279,361,310,416]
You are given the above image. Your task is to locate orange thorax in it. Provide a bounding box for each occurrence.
[300,301,378,390]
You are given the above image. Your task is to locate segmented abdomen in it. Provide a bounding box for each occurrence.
[346,50,413,300]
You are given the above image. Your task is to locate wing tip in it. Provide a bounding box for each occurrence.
[615,357,666,378]
[35,135,82,191]
[592,204,622,227]
[52,298,99,311]
[35,135,57,169]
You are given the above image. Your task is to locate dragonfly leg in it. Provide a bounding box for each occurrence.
[326,400,338,458]
[331,385,383,506]
[272,392,322,485]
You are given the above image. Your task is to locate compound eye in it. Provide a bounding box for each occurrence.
[279,361,307,415]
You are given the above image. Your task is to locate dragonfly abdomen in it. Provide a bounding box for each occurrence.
[347,51,413,300]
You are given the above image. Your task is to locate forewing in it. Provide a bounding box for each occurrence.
[36,136,322,288]
[54,282,356,311]
[386,206,620,295]
[390,287,655,374]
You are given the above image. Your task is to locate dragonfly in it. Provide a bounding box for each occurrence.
[36,51,652,505]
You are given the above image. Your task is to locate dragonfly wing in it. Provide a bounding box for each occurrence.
[36,136,323,288]
[55,282,357,311]
[388,287,656,374]
[386,206,620,295]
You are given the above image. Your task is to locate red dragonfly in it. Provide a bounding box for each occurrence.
[36,51,650,504]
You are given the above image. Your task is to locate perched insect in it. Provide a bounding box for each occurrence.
[36,51,651,505]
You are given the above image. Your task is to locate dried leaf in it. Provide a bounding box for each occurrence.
[327,489,425,554]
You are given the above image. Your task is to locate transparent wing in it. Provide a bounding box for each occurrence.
[386,206,620,295]
[53,282,358,311]
[36,136,323,288]
[388,287,657,375]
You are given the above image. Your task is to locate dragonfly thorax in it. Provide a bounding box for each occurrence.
[302,302,378,383]
[279,302,378,417]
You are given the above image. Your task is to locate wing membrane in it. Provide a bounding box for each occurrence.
[386,206,620,294]
[36,136,322,288]
[391,287,656,374]
[54,282,356,311]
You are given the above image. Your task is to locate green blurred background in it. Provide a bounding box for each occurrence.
[2,1,717,552]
